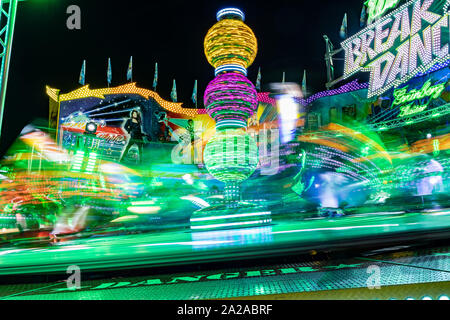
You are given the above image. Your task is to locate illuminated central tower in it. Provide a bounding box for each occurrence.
[203,8,259,202]
[190,8,271,231]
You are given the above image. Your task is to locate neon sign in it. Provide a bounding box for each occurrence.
[366,0,401,23]
[398,101,429,116]
[391,79,446,117]
[342,0,450,98]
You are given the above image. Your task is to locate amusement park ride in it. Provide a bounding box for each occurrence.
[0,1,447,302]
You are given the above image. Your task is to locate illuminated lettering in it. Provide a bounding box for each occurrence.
[431,14,449,57]
[386,40,410,84]
[360,30,377,65]
[245,270,262,277]
[165,275,206,283]
[392,79,446,117]
[375,17,393,53]
[206,272,240,280]
[342,0,450,98]
[392,79,446,106]
[400,7,412,41]
[398,101,429,116]
[344,38,363,74]
[368,51,396,93]
[409,26,433,72]
[261,269,277,276]
[128,279,164,286]
[386,10,403,48]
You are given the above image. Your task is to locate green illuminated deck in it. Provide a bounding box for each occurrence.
[0,209,449,276]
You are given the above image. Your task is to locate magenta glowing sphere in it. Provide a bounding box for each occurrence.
[204,73,258,130]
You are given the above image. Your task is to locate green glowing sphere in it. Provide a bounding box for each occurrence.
[203,129,258,182]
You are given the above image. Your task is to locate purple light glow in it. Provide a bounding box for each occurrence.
[204,73,258,127]
[301,80,369,106]
[257,92,276,105]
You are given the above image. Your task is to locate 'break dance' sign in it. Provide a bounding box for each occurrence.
[342,0,450,97]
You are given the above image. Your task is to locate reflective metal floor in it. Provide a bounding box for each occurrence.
[0,246,448,300]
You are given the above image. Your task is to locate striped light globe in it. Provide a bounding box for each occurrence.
[203,129,258,183]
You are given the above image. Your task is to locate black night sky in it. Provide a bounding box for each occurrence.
[1,0,365,154]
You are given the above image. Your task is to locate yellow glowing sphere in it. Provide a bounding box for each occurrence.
[204,19,257,69]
